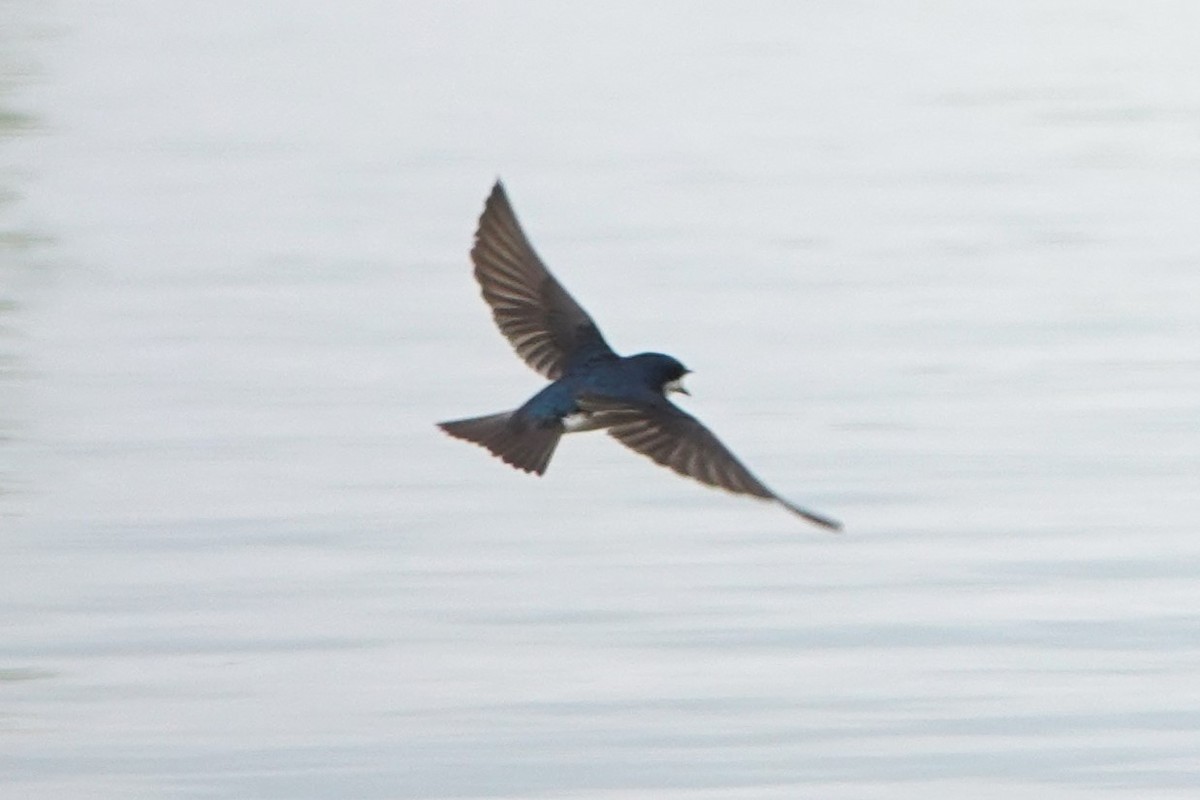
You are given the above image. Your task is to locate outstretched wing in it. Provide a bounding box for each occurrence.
[579,395,841,530]
[470,181,615,379]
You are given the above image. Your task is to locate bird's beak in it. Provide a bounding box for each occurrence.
[665,378,690,396]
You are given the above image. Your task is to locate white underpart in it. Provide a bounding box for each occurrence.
[563,412,595,433]
[664,377,688,395]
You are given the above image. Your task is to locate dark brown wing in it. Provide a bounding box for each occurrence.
[470,181,615,379]
[580,395,841,530]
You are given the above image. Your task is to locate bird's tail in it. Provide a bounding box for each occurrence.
[438,411,562,476]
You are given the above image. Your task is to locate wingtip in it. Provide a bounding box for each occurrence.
[481,179,515,222]
[779,499,843,532]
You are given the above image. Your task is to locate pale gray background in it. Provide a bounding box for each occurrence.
[2,2,1198,798]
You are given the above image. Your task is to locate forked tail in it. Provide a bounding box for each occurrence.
[437,411,562,476]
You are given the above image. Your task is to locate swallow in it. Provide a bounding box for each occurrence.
[438,181,841,530]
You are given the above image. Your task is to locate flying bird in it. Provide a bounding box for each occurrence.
[438,181,841,530]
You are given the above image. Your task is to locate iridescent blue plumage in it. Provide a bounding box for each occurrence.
[520,353,686,424]
[438,181,840,530]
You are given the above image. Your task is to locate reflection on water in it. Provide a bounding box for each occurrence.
[2,2,1200,799]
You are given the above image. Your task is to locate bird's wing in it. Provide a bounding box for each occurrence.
[579,395,841,530]
[470,181,616,379]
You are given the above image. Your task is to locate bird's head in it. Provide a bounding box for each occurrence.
[631,352,692,396]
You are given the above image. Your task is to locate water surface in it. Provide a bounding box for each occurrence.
[2,2,1199,798]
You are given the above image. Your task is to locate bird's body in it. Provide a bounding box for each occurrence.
[521,352,684,431]
[438,181,841,530]
[441,350,686,476]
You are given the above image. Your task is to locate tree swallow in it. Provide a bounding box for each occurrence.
[438,181,841,530]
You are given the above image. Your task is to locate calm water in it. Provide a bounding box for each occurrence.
[3,2,1199,798]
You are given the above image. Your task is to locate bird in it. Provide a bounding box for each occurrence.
[437,181,841,530]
